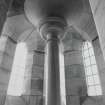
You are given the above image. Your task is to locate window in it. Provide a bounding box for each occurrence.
[7,42,27,96]
[82,41,102,96]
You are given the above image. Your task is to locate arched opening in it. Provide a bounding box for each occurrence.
[7,42,27,96]
[82,41,102,96]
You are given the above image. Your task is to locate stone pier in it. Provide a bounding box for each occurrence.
[64,36,87,105]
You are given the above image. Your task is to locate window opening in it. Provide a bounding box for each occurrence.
[7,42,27,96]
[82,41,102,96]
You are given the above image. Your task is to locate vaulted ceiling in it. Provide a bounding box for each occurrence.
[2,0,99,51]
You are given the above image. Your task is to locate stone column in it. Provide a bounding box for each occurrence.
[39,17,67,105]
[45,34,61,105]
[0,35,16,105]
[0,0,12,35]
[64,36,87,105]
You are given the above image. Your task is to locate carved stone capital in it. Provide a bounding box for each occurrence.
[39,17,67,40]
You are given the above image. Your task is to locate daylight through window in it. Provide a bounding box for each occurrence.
[7,42,27,96]
[82,41,102,96]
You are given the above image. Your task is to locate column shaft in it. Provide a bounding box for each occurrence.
[45,34,61,105]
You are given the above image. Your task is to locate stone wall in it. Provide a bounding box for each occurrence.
[92,38,105,96]
[0,35,16,105]
[64,37,87,105]
[82,38,105,105]
[31,51,44,96]
[5,50,44,105]
[0,0,12,35]
[89,0,105,101]
[5,95,43,105]
[20,50,44,105]
[89,0,105,61]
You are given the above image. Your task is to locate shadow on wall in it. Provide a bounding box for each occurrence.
[5,96,26,105]
[5,95,43,105]
[82,96,104,105]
